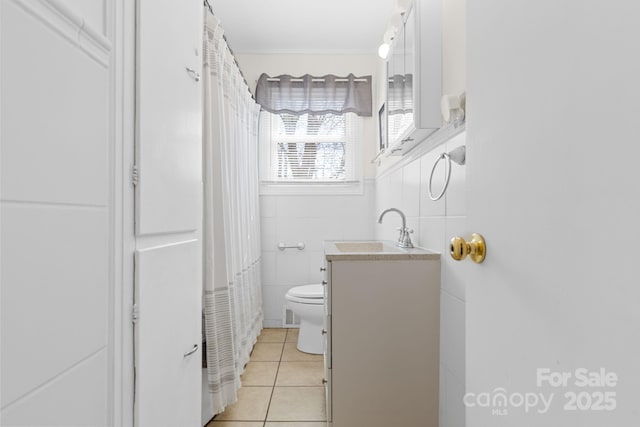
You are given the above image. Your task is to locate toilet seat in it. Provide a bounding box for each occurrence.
[288,284,323,298]
[285,284,324,305]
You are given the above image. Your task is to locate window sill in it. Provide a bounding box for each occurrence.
[259,180,363,196]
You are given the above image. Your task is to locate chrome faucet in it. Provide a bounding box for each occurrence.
[377,208,414,248]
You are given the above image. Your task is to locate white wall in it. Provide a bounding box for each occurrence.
[375,131,467,427]
[238,54,379,327]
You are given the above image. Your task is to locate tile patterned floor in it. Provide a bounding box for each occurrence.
[207,328,326,427]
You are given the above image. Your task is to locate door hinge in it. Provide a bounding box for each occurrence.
[131,165,139,187]
[132,303,139,324]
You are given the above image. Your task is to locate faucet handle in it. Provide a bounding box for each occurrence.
[397,227,413,233]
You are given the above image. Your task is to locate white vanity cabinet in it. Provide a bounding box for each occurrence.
[323,242,441,427]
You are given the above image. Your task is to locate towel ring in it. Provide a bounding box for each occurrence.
[428,152,452,201]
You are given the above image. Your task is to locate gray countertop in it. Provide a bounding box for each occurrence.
[324,240,441,261]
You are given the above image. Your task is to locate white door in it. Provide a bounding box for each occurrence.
[1,1,119,425]
[466,1,640,426]
[134,1,203,426]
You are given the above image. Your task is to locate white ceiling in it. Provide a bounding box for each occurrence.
[210,0,395,54]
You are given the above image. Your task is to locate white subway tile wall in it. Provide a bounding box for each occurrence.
[259,181,376,328]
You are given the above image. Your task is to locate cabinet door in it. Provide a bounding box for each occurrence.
[134,241,201,427]
[403,5,416,132]
[387,23,406,147]
[323,262,332,423]
[385,0,443,156]
[135,0,203,236]
[134,0,203,426]
[330,259,440,427]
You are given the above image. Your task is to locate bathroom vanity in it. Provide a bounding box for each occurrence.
[322,241,441,427]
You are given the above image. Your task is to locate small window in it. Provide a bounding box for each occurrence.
[259,111,362,195]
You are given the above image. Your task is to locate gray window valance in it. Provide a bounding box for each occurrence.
[255,73,373,117]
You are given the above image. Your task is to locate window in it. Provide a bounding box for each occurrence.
[259,111,362,194]
[255,73,371,194]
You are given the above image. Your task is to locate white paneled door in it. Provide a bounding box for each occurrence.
[134,1,203,426]
[466,1,640,426]
[1,0,115,425]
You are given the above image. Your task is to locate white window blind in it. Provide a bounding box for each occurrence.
[260,112,361,186]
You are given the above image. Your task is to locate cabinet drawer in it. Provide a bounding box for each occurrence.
[323,314,331,369]
[324,366,332,423]
[324,261,331,315]
[323,282,329,316]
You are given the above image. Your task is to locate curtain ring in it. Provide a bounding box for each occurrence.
[428,152,452,201]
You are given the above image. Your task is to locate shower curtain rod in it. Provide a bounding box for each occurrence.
[265,77,370,83]
[204,0,256,101]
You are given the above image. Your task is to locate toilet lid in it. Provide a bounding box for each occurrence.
[287,284,323,299]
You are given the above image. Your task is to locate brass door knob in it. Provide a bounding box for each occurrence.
[450,233,486,264]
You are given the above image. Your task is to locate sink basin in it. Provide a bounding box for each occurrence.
[325,240,439,260]
[334,241,402,253]
[324,240,440,261]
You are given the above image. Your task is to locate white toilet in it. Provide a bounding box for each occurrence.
[285,284,325,354]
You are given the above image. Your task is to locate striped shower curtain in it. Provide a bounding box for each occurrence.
[202,13,263,415]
